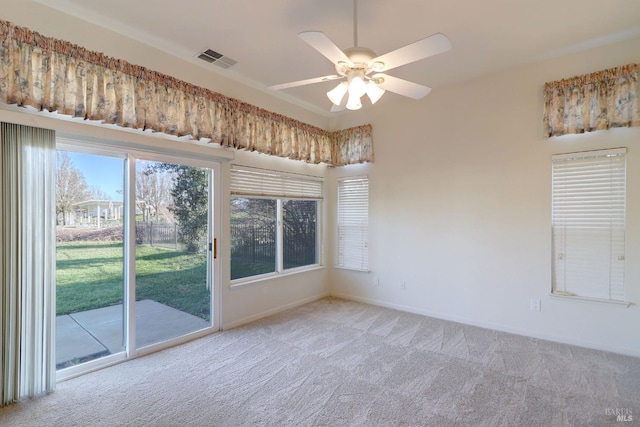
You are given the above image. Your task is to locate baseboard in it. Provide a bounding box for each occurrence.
[330,292,640,358]
[222,292,330,330]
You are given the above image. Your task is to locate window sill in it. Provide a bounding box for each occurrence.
[334,266,370,273]
[548,293,632,308]
[229,265,325,289]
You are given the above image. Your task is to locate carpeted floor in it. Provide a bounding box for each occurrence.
[1,297,639,426]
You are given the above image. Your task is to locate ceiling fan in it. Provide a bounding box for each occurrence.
[268,0,452,112]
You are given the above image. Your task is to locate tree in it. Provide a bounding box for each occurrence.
[90,185,110,200]
[283,199,317,265]
[56,152,90,225]
[171,166,208,253]
[135,162,175,223]
[155,163,208,253]
[231,198,276,228]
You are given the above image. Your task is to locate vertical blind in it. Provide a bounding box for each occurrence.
[230,166,323,200]
[337,176,369,271]
[551,148,626,301]
[1,123,57,406]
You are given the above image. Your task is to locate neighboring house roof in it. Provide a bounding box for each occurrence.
[72,200,124,209]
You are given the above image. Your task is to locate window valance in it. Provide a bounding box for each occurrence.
[543,63,639,137]
[0,19,373,166]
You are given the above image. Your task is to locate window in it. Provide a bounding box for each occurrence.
[337,176,369,271]
[230,166,322,281]
[551,148,626,301]
[283,200,318,269]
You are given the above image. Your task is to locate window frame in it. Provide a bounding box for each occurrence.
[229,166,323,285]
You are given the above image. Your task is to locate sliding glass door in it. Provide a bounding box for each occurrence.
[56,143,219,375]
[55,150,126,369]
[134,159,212,349]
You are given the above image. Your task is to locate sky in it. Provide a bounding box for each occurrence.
[65,151,124,200]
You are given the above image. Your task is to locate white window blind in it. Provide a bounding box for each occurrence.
[551,148,626,301]
[337,176,369,271]
[230,165,323,200]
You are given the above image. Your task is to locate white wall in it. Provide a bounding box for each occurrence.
[0,2,332,329]
[329,36,640,356]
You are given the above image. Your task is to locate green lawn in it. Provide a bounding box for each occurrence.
[56,241,209,321]
[230,259,275,280]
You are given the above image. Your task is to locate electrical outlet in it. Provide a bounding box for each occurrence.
[400,281,406,290]
[530,299,541,311]
[263,286,269,295]
[373,276,380,286]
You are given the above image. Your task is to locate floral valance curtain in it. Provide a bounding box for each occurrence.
[0,19,373,166]
[332,124,374,166]
[544,63,640,137]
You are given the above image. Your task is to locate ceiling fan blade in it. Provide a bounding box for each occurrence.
[372,73,431,99]
[298,31,352,65]
[268,75,342,91]
[370,33,451,72]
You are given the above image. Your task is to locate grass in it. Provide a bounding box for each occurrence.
[229,259,315,280]
[56,241,209,321]
[230,260,275,280]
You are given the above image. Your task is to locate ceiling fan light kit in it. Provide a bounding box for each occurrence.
[327,72,384,110]
[346,92,362,110]
[348,72,367,96]
[268,0,452,112]
[327,81,348,105]
[366,81,385,104]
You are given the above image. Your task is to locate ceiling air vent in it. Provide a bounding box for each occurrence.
[197,49,237,69]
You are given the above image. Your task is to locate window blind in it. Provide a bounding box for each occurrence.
[230,166,323,200]
[551,148,626,301]
[337,176,369,271]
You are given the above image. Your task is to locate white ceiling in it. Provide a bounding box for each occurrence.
[39,0,640,116]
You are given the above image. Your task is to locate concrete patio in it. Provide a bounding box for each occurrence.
[56,299,210,369]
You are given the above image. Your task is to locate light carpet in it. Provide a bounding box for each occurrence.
[1,297,638,426]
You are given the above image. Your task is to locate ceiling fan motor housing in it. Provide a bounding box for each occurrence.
[336,47,379,75]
